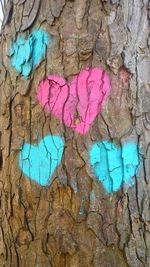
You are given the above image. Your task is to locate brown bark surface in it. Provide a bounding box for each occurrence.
[0,0,150,266]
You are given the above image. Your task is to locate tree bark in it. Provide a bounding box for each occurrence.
[0,0,150,267]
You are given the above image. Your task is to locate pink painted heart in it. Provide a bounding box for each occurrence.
[37,67,111,135]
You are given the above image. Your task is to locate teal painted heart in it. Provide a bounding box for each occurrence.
[10,29,50,77]
[19,135,64,186]
[89,141,139,193]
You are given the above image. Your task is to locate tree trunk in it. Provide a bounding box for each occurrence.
[0,0,150,266]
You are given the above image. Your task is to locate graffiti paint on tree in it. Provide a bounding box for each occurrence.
[19,135,64,186]
[37,67,111,135]
[89,140,139,193]
[10,29,50,77]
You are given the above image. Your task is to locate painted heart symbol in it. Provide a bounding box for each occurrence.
[37,67,111,135]
[89,141,139,193]
[19,135,64,186]
[10,29,50,77]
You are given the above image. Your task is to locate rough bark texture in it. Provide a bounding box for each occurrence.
[0,0,150,266]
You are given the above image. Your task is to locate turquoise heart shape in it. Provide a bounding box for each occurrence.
[19,135,64,186]
[89,141,139,193]
[10,29,50,77]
